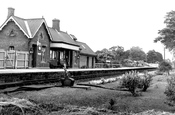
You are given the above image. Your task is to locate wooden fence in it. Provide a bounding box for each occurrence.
[0,50,29,69]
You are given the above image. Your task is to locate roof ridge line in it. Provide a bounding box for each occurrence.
[13,16,25,20]
[13,16,44,21]
[26,18,44,20]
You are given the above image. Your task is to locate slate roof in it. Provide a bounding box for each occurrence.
[49,27,79,46]
[0,16,46,38]
[76,41,96,56]
[12,16,29,36]
[1,15,79,46]
[27,18,45,37]
[0,12,95,55]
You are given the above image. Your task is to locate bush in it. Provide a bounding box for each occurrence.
[159,61,172,75]
[122,59,136,67]
[120,71,142,96]
[108,99,115,110]
[139,71,153,91]
[119,71,153,96]
[164,76,175,106]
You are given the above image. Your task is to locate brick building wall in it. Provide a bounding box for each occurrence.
[29,23,50,68]
[79,55,95,68]
[80,55,87,68]
[0,21,29,51]
[0,20,50,68]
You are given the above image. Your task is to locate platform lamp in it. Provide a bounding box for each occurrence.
[37,39,41,50]
[160,35,166,61]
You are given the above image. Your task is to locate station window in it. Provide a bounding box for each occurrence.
[60,51,64,62]
[9,46,14,51]
[50,50,56,60]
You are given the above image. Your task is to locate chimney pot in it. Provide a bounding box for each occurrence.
[52,19,60,31]
[7,7,15,19]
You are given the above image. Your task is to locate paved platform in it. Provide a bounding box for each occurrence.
[0,66,157,89]
[0,66,156,74]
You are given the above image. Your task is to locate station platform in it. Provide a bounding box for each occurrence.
[0,66,157,87]
[0,66,156,74]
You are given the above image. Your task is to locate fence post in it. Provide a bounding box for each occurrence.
[4,51,6,69]
[0,50,6,69]
[15,51,17,69]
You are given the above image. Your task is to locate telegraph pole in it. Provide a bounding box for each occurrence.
[164,47,166,61]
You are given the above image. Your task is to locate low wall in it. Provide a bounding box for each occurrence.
[0,67,157,86]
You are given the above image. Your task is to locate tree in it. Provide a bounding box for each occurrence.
[122,50,130,60]
[154,11,175,52]
[159,61,172,75]
[95,48,113,63]
[129,46,147,61]
[156,52,164,62]
[147,50,163,63]
[164,76,175,106]
[109,46,125,63]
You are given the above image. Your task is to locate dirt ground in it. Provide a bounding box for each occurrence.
[3,71,175,114]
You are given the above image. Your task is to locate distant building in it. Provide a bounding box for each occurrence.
[0,7,96,69]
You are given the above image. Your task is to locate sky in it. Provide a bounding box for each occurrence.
[0,0,175,60]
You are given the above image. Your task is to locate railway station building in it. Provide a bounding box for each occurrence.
[0,7,96,69]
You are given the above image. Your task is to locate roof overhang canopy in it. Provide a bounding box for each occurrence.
[50,43,79,51]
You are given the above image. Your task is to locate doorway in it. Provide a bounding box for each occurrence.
[32,44,37,67]
[87,56,89,68]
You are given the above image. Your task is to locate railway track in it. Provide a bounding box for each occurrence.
[0,78,61,90]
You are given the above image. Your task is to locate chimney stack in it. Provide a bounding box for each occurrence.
[52,19,60,31]
[7,7,15,19]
